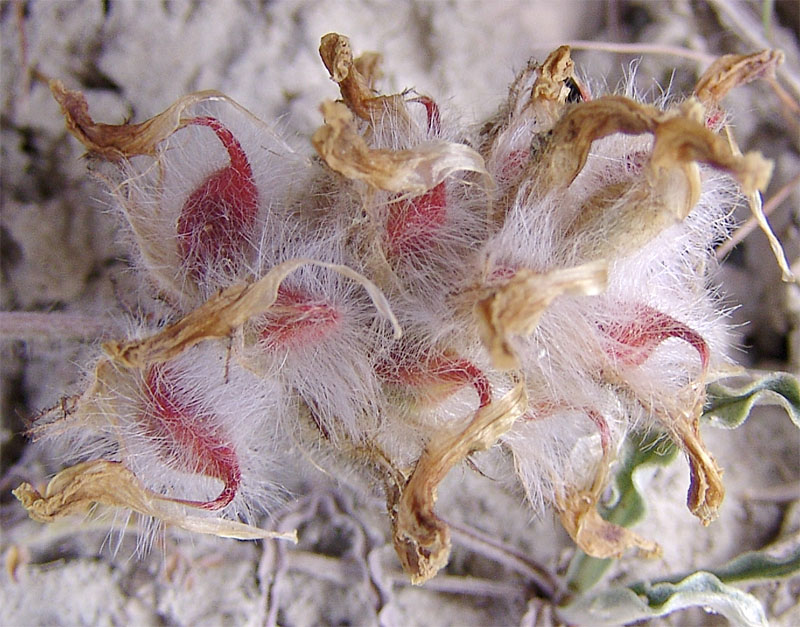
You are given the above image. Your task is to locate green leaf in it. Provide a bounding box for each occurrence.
[565,430,678,594]
[632,532,800,588]
[704,371,800,429]
[565,370,799,596]
[559,572,768,627]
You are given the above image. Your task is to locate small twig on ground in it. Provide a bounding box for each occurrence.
[741,481,800,503]
[446,519,563,600]
[0,312,122,340]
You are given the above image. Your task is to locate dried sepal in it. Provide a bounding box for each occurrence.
[475,261,608,370]
[13,460,297,542]
[105,258,401,369]
[392,381,527,584]
[312,100,488,195]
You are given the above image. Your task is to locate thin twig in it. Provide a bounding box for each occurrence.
[390,572,527,599]
[0,311,122,340]
[446,519,563,600]
[530,40,716,65]
[741,481,800,503]
[716,171,800,260]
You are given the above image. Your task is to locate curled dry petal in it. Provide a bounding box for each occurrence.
[13,460,297,542]
[531,45,575,103]
[475,261,608,371]
[50,79,226,160]
[392,380,527,584]
[556,486,662,559]
[104,258,401,369]
[319,32,393,121]
[312,100,489,195]
[535,96,771,197]
[548,97,772,260]
[694,49,785,108]
[670,408,725,526]
[525,45,578,131]
[650,101,772,197]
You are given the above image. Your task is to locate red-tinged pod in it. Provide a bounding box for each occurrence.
[385,96,448,257]
[258,285,342,350]
[176,116,259,278]
[409,96,441,135]
[377,345,492,409]
[143,364,241,510]
[599,303,710,372]
[497,148,530,184]
[385,182,448,256]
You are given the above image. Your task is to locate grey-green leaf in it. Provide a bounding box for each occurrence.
[558,572,768,627]
[704,371,800,428]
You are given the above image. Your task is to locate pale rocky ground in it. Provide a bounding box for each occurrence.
[1,1,799,625]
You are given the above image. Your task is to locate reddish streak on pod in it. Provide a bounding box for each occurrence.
[498,149,529,184]
[377,346,491,408]
[386,96,446,257]
[386,182,447,256]
[599,303,710,372]
[259,285,341,350]
[409,96,441,135]
[143,364,241,510]
[177,116,258,277]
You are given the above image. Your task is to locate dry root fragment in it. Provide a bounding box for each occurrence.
[50,80,227,160]
[694,49,785,109]
[392,381,527,584]
[105,258,400,369]
[475,262,608,370]
[312,100,488,195]
[13,460,297,542]
[556,486,662,559]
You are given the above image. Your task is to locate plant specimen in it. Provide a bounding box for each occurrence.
[8,30,799,625]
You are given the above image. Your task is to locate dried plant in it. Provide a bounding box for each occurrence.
[5,23,799,626]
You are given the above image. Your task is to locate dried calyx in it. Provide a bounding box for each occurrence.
[16,34,787,585]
